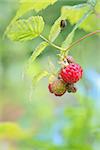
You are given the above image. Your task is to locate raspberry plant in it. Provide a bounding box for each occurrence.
[5,0,100,96]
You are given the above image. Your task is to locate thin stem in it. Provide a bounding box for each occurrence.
[40,35,64,51]
[65,30,100,52]
[40,30,100,52]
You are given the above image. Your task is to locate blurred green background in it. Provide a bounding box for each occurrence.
[0,0,100,150]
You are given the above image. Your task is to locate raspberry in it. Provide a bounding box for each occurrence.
[66,83,77,93]
[48,84,53,93]
[69,86,77,93]
[60,63,83,84]
[48,79,67,96]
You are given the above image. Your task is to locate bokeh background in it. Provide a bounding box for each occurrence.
[0,0,100,149]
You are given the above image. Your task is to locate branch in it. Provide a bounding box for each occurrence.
[64,30,100,51]
[40,30,100,52]
[40,35,64,51]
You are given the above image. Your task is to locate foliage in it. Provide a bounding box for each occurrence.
[15,0,57,19]
[5,0,100,84]
[0,123,29,140]
[29,41,48,63]
[0,0,100,149]
[6,16,44,41]
[61,1,100,32]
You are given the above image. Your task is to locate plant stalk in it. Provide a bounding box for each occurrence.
[40,30,100,52]
[64,30,100,51]
[40,35,64,51]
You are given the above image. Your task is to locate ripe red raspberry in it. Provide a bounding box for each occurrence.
[60,63,83,84]
[48,79,67,96]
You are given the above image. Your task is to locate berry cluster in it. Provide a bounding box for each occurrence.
[48,56,83,96]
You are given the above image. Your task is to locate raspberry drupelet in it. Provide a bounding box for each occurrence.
[60,63,83,84]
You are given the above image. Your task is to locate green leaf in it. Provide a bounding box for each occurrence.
[61,3,100,32]
[0,122,28,140]
[16,0,57,19]
[32,70,49,86]
[49,17,63,42]
[6,16,44,41]
[61,30,75,49]
[61,4,89,22]
[87,0,96,7]
[61,6,92,49]
[29,41,48,63]
[4,0,57,37]
[48,58,56,73]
